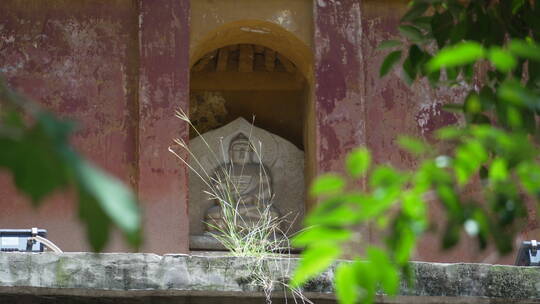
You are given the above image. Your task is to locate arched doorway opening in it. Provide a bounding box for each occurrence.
[188,20,314,249]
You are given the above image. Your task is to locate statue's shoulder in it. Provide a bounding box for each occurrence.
[211,163,231,177]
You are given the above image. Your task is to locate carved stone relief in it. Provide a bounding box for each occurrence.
[188,117,305,248]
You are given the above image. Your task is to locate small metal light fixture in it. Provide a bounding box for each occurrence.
[515,240,539,266]
[0,228,62,253]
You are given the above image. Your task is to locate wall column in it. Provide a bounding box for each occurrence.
[313,0,366,174]
[138,0,190,253]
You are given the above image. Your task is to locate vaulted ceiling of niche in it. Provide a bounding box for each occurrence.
[191,44,305,91]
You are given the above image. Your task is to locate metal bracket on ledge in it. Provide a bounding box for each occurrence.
[0,228,62,253]
[515,240,539,266]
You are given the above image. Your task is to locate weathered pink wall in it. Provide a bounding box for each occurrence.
[137,0,190,253]
[0,0,190,254]
[359,1,490,264]
[0,0,536,262]
[314,0,366,174]
[314,0,538,264]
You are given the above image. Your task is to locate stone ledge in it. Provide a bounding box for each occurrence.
[0,253,539,303]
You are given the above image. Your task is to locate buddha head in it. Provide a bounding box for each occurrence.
[229,133,253,165]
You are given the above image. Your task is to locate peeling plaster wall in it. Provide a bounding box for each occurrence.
[314,0,366,175]
[362,0,537,265]
[0,0,190,254]
[316,0,537,264]
[0,0,536,263]
[137,0,190,254]
[0,0,141,252]
[360,1,479,264]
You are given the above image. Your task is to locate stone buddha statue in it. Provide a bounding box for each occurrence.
[204,133,280,233]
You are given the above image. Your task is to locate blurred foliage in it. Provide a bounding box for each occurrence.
[294,1,540,303]
[0,77,141,251]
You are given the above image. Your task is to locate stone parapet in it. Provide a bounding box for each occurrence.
[0,253,538,303]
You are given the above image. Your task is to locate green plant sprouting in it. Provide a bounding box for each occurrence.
[169,108,311,304]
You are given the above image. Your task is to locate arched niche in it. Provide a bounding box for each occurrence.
[190,20,313,84]
[188,20,314,250]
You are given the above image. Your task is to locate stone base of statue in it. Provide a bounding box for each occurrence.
[204,203,281,233]
[189,232,299,252]
[189,234,228,251]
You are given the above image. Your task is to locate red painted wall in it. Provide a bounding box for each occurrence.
[0,0,190,254]
[0,0,536,262]
[137,0,190,254]
[314,0,538,264]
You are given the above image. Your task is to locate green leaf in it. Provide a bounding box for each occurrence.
[512,0,525,14]
[398,25,424,41]
[310,174,345,196]
[479,165,488,180]
[509,40,540,62]
[529,60,540,87]
[479,86,496,111]
[449,18,467,44]
[293,226,351,247]
[492,230,513,254]
[468,8,489,42]
[436,184,461,215]
[0,118,71,204]
[402,56,417,85]
[1,109,24,128]
[380,51,402,77]
[334,263,358,304]
[436,126,464,140]
[366,247,400,295]
[446,67,458,82]
[356,194,397,222]
[454,139,488,185]
[464,93,482,114]
[305,201,361,226]
[353,261,377,304]
[74,159,141,246]
[398,136,427,155]
[498,80,540,110]
[473,208,489,249]
[463,63,474,82]
[517,162,540,196]
[401,2,429,22]
[469,113,491,125]
[409,45,427,74]
[428,69,441,86]
[489,158,508,183]
[78,187,111,252]
[427,41,485,72]
[395,227,415,264]
[442,220,460,249]
[306,192,363,215]
[370,166,404,189]
[376,40,402,51]
[346,147,371,177]
[411,16,432,31]
[488,47,517,72]
[431,11,453,48]
[402,191,427,219]
[291,244,341,287]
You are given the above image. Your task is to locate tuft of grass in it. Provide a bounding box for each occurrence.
[170,108,311,304]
